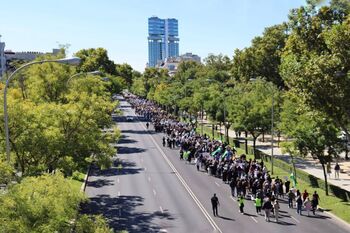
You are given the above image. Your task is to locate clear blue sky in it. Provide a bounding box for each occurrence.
[1,0,308,71]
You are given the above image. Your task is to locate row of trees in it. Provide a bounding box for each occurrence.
[131,0,350,195]
[0,47,136,231]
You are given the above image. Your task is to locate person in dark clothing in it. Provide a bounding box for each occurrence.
[146,122,149,129]
[229,178,236,197]
[162,137,166,147]
[285,179,290,194]
[211,193,220,217]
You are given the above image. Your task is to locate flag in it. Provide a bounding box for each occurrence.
[289,172,297,187]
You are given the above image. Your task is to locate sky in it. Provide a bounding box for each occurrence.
[1,0,308,71]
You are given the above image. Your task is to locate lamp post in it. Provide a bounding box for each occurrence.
[4,57,81,163]
[66,70,102,84]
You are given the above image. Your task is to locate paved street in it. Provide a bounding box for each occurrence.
[84,97,350,233]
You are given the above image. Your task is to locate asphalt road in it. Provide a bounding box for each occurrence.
[83,96,350,233]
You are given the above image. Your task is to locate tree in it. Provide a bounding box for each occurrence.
[116,63,134,87]
[0,173,112,233]
[281,3,350,147]
[279,94,341,195]
[75,48,117,75]
[228,79,278,158]
[231,24,288,88]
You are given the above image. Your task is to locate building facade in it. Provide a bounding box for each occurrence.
[0,36,6,78]
[148,16,179,67]
[156,52,201,76]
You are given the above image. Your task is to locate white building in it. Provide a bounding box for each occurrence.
[0,35,6,78]
[156,52,201,76]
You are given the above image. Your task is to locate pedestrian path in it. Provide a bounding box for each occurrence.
[202,121,350,193]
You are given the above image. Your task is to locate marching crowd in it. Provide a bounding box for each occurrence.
[127,94,320,222]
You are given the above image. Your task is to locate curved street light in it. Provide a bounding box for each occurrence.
[66,70,102,84]
[4,57,82,163]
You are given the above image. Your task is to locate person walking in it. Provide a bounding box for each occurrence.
[146,122,149,129]
[211,193,220,217]
[288,189,295,208]
[334,163,340,179]
[296,195,303,215]
[262,198,273,222]
[273,200,280,222]
[238,195,245,214]
[312,191,320,215]
[255,196,262,215]
[304,197,312,216]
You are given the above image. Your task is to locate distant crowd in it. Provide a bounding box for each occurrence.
[127,94,320,222]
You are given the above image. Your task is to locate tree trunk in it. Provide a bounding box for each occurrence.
[245,131,248,154]
[253,137,257,159]
[212,124,215,139]
[262,132,265,142]
[321,162,329,196]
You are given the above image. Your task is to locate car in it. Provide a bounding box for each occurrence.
[126,116,134,121]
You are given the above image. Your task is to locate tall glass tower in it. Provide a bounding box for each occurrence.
[148,17,179,67]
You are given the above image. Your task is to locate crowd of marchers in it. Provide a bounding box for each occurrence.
[127,94,321,222]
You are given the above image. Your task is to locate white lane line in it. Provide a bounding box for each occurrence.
[117,178,120,184]
[148,176,151,182]
[215,182,221,187]
[230,196,237,202]
[117,191,120,197]
[251,216,258,223]
[144,167,147,171]
[159,229,167,233]
[291,216,300,223]
[153,189,157,196]
[160,206,164,213]
[140,122,222,233]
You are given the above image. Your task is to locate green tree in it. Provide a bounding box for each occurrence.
[281,3,350,151]
[75,48,117,75]
[279,94,341,195]
[228,79,278,158]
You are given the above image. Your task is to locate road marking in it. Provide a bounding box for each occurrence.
[148,176,151,182]
[251,216,258,223]
[140,122,222,233]
[291,216,300,223]
[159,229,167,233]
[230,196,237,202]
[215,182,221,187]
[117,191,120,197]
[117,178,120,184]
[144,167,147,171]
[160,206,164,213]
[153,189,157,196]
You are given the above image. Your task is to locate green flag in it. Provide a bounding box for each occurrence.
[289,172,297,187]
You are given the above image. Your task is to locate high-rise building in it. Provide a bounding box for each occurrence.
[0,35,6,78]
[148,16,179,67]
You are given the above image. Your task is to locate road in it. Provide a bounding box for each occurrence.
[83,96,350,233]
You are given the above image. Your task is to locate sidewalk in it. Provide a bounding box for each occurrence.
[202,121,350,193]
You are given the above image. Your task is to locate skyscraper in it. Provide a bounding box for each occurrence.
[148,17,179,67]
[0,35,6,78]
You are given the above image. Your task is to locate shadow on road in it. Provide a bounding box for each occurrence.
[121,129,155,135]
[81,194,176,233]
[117,146,147,154]
[87,179,114,188]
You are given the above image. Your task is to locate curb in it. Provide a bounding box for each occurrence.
[319,207,350,230]
[80,164,92,193]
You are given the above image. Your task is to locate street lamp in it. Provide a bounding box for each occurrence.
[66,70,102,84]
[3,57,81,163]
